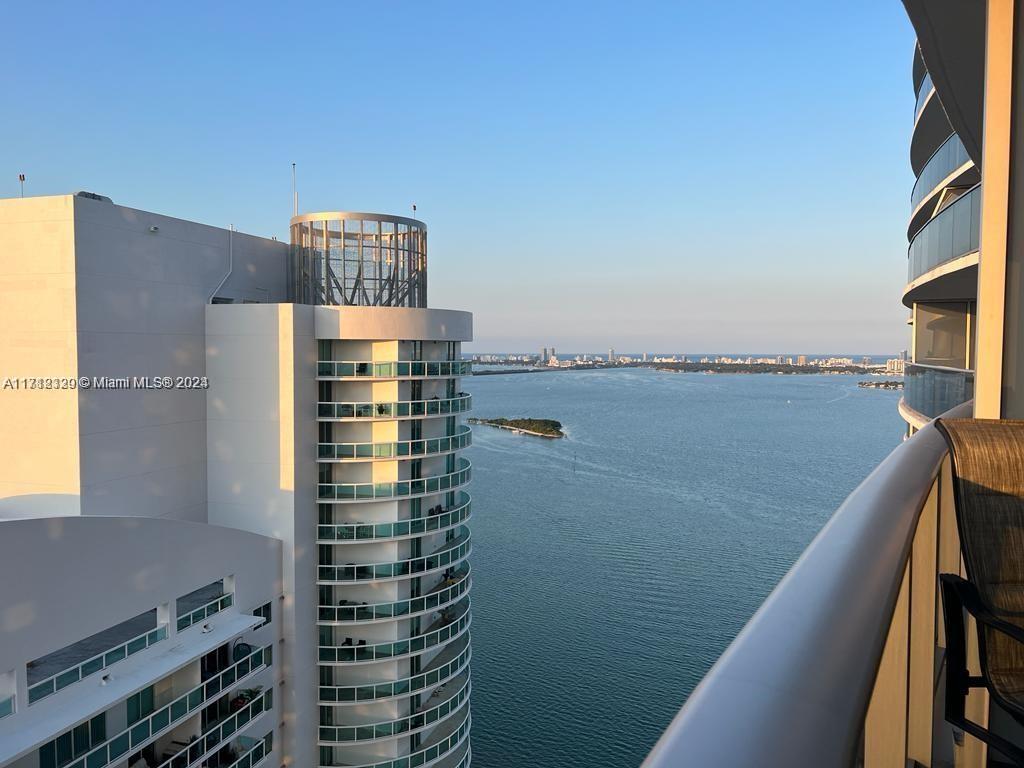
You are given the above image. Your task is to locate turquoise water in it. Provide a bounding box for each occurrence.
[465,368,905,767]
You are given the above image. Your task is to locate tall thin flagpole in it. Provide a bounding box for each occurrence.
[292,163,297,216]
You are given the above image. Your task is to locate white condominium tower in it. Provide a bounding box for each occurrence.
[0,194,474,768]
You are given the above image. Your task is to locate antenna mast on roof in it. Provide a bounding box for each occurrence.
[292,163,297,217]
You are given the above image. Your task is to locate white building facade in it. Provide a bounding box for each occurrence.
[0,196,473,768]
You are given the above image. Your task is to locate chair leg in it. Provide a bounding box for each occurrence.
[940,575,1024,766]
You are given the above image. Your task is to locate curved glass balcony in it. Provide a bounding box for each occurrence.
[318,459,471,501]
[914,72,933,122]
[318,677,470,743]
[319,711,471,768]
[907,184,980,284]
[317,394,471,421]
[317,360,472,379]
[317,566,470,623]
[318,642,470,703]
[318,427,471,461]
[319,602,470,664]
[318,530,470,582]
[910,133,972,213]
[318,495,471,542]
[903,363,975,419]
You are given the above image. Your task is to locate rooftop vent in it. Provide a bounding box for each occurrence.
[74,191,113,203]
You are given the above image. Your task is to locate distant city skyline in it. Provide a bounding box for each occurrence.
[4,1,915,350]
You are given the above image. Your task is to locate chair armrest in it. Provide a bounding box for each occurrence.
[941,574,1024,646]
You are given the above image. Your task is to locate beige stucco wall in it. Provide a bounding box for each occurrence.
[0,196,81,517]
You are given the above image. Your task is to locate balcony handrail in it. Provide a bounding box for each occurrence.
[27,623,169,704]
[177,592,233,631]
[153,688,272,768]
[642,403,971,768]
[906,361,976,374]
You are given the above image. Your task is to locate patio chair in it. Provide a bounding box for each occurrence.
[935,417,1024,765]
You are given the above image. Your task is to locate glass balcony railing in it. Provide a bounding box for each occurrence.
[317,495,471,542]
[319,603,470,664]
[70,644,271,768]
[0,694,13,720]
[318,460,471,501]
[331,711,471,768]
[318,677,470,743]
[907,184,980,284]
[318,644,470,703]
[28,624,169,705]
[222,733,273,768]
[153,690,272,768]
[903,363,975,419]
[318,531,471,582]
[317,566,470,623]
[317,394,471,420]
[910,133,971,213]
[177,593,233,632]
[914,72,934,122]
[318,426,472,460]
[317,360,472,379]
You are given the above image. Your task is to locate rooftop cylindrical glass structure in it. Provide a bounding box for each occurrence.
[290,212,427,307]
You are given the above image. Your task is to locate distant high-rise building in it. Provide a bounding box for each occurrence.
[542,346,548,361]
[797,355,807,366]
[609,348,615,362]
[642,352,648,362]
[551,346,556,358]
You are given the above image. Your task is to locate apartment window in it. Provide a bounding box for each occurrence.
[447,416,456,436]
[319,421,332,443]
[318,504,333,525]
[201,645,230,681]
[412,341,422,361]
[447,342,457,361]
[127,685,154,725]
[319,463,332,484]
[446,454,456,473]
[253,601,272,626]
[915,302,969,369]
[410,420,423,441]
[39,715,106,768]
[318,340,332,360]
[318,381,332,402]
[411,380,423,401]
[446,379,456,398]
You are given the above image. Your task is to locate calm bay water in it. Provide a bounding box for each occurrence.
[465,368,905,767]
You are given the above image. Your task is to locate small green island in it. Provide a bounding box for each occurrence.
[467,417,565,438]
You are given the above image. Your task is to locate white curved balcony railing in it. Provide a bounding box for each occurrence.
[318,427,472,461]
[642,404,972,767]
[317,495,471,543]
[318,676,470,744]
[318,642,470,704]
[318,566,471,624]
[319,602,470,664]
[318,459,471,502]
[907,183,980,284]
[317,394,471,421]
[317,360,472,379]
[318,529,470,583]
[318,711,471,768]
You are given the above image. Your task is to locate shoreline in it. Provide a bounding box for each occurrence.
[467,418,564,439]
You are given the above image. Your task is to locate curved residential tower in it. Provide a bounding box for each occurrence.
[292,212,473,768]
[900,45,979,432]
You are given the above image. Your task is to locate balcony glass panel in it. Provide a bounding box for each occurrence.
[908,184,980,283]
[316,360,471,379]
[911,134,971,212]
[318,566,470,623]
[914,72,933,121]
[904,363,975,418]
[318,460,471,502]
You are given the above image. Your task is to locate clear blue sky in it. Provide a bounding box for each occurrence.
[4,1,916,354]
